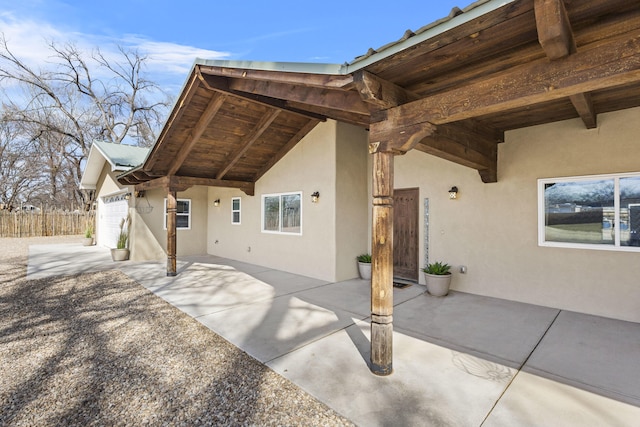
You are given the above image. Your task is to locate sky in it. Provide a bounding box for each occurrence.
[0,0,467,95]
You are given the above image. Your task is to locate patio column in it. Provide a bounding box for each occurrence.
[166,189,177,276]
[371,150,394,375]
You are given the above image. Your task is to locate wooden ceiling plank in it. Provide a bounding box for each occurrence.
[168,93,228,175]
[535,0,576,60]
[254,119,320,181]
[216,109,281,180]
[569,92,597,128]
[381,29,640,128]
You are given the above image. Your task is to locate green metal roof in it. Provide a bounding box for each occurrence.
[93,140,150,169]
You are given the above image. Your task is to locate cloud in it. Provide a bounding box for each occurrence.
[0,12,231,93]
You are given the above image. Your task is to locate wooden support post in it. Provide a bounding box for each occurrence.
[371,150,394,375]
[166,189,177,276]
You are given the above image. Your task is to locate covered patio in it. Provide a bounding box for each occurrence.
[113,0,640,375]
[27,242,640,426]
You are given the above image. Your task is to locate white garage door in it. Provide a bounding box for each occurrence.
[99,194,129,248]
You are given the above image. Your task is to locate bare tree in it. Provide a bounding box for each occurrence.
[0,34,171,208]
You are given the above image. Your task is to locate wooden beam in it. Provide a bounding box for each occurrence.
[353,70,419,109]
[216,109,281,179]
[133,175,253,195]
[168,93,227,175]
[171,176,255,196]
[379,29,640,127]
[199,65,354,89]
[534,0,576,60]
[535,0,597,128]
[369,120,437,154]
[254,119,320,182]
[370,150,394,376]
[227,78,371,116]
[569,92,597,129]
[415,122,500,183]
[198,73,329,122]
[134,176,170,191]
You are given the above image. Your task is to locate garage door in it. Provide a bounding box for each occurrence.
[99,194,129,248]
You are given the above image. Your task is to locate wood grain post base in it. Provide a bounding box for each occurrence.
[370,314,393,376]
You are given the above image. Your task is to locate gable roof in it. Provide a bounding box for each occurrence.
[80,141,150,190]
[118,0,640,192]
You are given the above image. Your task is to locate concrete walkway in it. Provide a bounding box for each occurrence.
[28,244,640,426]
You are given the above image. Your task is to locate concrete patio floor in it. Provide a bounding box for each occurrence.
[28,243,640,426]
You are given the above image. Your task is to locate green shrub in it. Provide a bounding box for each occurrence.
[356,253,372,263]
[422,261,451,275]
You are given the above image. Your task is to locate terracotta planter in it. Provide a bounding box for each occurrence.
[111,248,130,261]
[357,261,372,280]
[82,237,94,246]
[424,272,452,296]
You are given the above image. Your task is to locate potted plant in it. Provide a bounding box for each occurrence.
[111,216,130,261]
[422,261,452,296]
[82,222,94,246]
[356,253,372,280]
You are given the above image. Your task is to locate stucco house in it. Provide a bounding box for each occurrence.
[81,0,640,374]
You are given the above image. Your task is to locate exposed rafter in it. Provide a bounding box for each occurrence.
[168,93,227,175]
[379,29,640,128]
[134,175,254,196]
[535,0,597,128]
[216,109,281,179]
[199,65,354,89]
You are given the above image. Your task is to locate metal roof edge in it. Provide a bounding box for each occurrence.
[343,0,515,73]
[194,58,346,75]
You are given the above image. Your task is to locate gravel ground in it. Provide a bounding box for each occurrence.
[0,236,354,427]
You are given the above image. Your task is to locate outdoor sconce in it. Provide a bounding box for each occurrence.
[213,199,220,207]
[448,186,459,200]
[135,190,145,198]
[311,191,320,203]
[124,192,131,200]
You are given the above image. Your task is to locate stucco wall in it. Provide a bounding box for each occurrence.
[207,120,369,282]
[394,107,640,322]
[132,186,208,260]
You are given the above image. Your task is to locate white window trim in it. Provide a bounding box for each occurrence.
[261,191,303,235]
[231,197,241,225]
[538,172,640,252]
[163,198,192,230]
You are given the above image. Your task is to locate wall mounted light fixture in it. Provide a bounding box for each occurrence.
[448,186,459,200]
[124,192,132,200]
[135,190,145,198]
[213,199,220,207]
[311,191,320,203]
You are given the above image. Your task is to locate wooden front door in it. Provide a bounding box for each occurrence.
[393,188,419,281]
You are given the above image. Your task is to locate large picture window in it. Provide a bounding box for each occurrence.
[164,198,191,230]
[262,192,302,235]
[538,173,640,251]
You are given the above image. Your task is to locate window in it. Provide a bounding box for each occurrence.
[231,197,241,225]
[538,173,640,251]
[164,198,191,230]
[262,192,302,235]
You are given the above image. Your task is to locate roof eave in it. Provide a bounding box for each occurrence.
[344,0,516,73]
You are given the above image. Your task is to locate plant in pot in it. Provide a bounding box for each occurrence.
[111,216,130,261]
[422,261,452,296]
[82,223,94,246]
[356,253,372,280]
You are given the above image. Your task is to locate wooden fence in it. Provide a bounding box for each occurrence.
[0,209,95,238]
